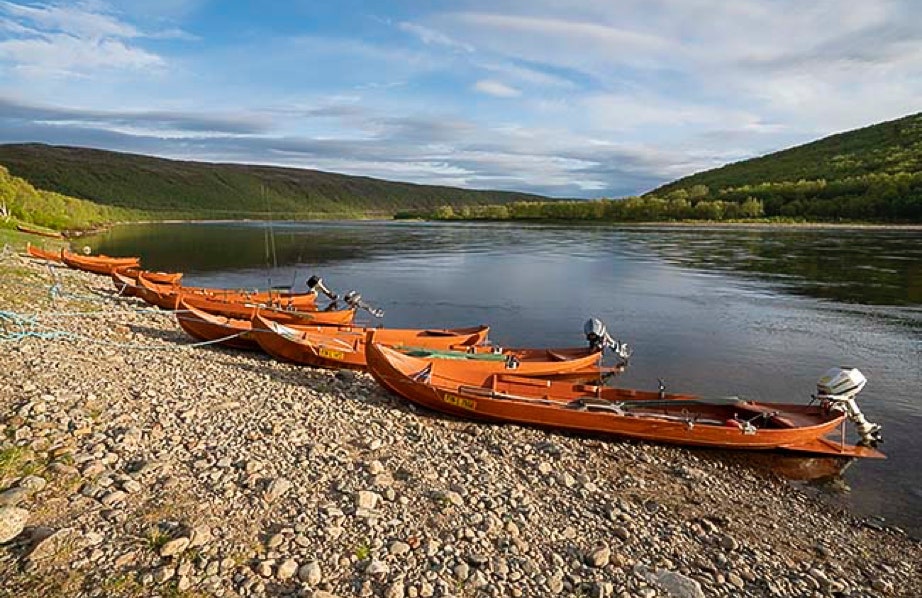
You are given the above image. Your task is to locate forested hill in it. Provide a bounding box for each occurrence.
[0,144,548,218]
[648,111,922,221]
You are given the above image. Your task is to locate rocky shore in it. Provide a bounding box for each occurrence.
[1,252,919,598]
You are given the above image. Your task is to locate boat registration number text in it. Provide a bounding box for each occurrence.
[319,347,345,360]
[443,394,476,411]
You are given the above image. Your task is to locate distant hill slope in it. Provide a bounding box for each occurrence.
[0,144,549,218]
[648,112,922,220]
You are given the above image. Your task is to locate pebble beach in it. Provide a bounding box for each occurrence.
[1,251,920,598]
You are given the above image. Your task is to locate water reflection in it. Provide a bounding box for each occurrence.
[626,226,922,306]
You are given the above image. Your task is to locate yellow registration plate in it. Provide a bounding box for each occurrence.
[443,393,476,411]
[319,347,345,360]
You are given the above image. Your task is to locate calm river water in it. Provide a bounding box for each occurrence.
[85,221,922,537]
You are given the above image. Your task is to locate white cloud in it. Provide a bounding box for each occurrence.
[473,79,520,98]
[0,1,191,77]
[398,21,473,52]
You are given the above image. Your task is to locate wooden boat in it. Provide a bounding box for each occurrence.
[26,243,63,262]
[112,267,183,297]
[17,224,63,239]
[175,299,259,350]
[250,312,490,369]
[365,343,886,459]
[134,273,318,310]
[137,274,354,326]
[61,250,140,275]
[114,266,183,285]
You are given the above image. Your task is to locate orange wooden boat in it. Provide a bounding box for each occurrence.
[250,312,490,369]
[112,267,183,297]
[175,299,259,350]
[134,273,318,311]
[366,343,885,459]
[26,243,63,262]
[61,250,140,275]
[136,274,354,326]
[115,265,183,285]
[17,224,63,239]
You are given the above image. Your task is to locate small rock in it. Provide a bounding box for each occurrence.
[367,460,385,475]
[160,537,190,558]
[655,569,706,598]
[188,524,212,547]
[389,541,411,556]
[871,579,894,594]
[265,478,292,503]
[267,533,284,549]
[356,490,381,510]
[256,560,273,577]
[0,507,30,543]
[298,561,322,585]
[0,487,31,507]
[586,543,611,568]
[18,475,47,492]
[121,479,142,493]
[153,565,175,584]
[719,535,738,551]
[100,490,127,507]
[385,581,405,598]
[365,560,389,579]
[454,562,470,581]
[277,558,298,580]
[28,528,77,561]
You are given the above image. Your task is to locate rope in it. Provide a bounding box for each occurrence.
[0,308,249,349]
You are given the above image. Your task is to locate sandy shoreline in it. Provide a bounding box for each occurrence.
[1,254,920,597]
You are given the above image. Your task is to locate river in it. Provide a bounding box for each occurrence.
[83,221,922,537]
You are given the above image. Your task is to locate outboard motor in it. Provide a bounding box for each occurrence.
[343,290,384,318]
[584,318,632,362]
[306,275,338,301]
[815,367,882,447]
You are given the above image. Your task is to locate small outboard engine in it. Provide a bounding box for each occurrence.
[343,290,384,318]
[815,367,882,447]
[583,318,632,361]
[306,275,338,301]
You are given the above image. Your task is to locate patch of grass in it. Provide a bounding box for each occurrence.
[354,540,371,561]
[100,573,146,598]
[144,527,171,552]
[0,445,43,484]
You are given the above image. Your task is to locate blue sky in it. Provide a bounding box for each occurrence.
[0,1,920,198]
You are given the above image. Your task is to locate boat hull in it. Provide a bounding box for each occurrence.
[366,343,884,458]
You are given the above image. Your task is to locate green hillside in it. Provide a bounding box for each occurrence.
[0,165,144,231]
[648,111,922,221]
[0,143,548,221]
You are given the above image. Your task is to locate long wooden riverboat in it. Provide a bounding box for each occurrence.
[137,274,354,326]
[61,250,140,275]
[365,343,885,459]
[250,312,491,369]
[17,224,64,239]
[25,243,63,262]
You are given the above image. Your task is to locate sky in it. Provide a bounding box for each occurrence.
[0,1,920,198]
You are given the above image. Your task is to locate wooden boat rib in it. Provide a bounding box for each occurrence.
[365,343,885,459]
[26,243,63,262]
[250,312,490,370]
[136,274,355,326]
[61,250,140,276]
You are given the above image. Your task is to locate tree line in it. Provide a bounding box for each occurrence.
[416,171,921,223]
